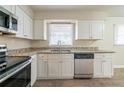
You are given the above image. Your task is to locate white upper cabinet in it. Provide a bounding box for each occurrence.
[23,13,33,39]
[77,21,90,39]
[1,5,16,14]
[91,21,103,39]
[76,20,104,40]
[15,6,33,39]
[34,20,45,40]
[11,5,16,14]
[15,6,24,38]
[1,5,12,13]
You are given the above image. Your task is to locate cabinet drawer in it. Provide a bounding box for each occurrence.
[48,54,62,59]
[38,54,48,59]
[63,59,74,63]
[95,53,112,59]
[94,59,112,63]
[62,54,74,59]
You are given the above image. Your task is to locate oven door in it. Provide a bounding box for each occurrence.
[0,63,31,87]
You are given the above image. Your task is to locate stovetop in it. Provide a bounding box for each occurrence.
[0,56,31,73]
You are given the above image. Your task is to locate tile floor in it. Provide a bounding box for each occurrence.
[33,68,124,87]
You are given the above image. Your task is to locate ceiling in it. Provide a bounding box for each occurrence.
[30,5,124,12]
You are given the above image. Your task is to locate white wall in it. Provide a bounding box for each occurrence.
[32,10,124,66]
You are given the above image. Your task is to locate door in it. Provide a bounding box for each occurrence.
[0,63,31,87]
[77,21,90,39]
[91,21,103,39]
[75,59,93,74]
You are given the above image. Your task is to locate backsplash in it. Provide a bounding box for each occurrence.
[0,36,32,50]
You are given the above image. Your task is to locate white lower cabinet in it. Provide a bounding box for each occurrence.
[103,61,112,77]
[94,60,103,77]
[37,54,48,79]
[93,53,112,78]
[62,61,74,78]
[37,61,48,79]
[37,54,74,79]
[61,54,74,78]
[31,55,37,86]
[48,61,61,78]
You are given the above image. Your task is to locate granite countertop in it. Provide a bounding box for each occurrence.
[7,47,115,56]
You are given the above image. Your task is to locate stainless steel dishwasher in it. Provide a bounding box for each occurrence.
[74,53,94,78]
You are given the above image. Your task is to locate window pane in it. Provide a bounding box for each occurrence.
[115,24,124,45]
[48,23,73,45]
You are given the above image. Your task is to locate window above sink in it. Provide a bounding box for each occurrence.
[44,20,77,46]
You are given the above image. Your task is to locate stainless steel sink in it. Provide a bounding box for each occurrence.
[51,49,71,53]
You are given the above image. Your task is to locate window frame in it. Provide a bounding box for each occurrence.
[114,23,124,46]
[44,20,77,47]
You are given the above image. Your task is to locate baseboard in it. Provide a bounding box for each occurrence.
[113,65,124,68]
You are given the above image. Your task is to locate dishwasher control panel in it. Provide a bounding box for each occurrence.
[74,53,94,59]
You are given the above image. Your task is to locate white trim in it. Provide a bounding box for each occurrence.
[113,65,124,68]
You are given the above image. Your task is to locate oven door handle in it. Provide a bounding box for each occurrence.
[0,60,31,83]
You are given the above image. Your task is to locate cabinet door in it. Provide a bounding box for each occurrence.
[61,54,74,78]
[34,20,44,40]
[38,54,48,79]
[91,21,103,39]
[31,55,37,86]
[37,61,48,79]
[62,61,74,78]
[28,17,33,39]
[103,61,112,77]
[94,59,103,77]
[15,6,24,38]
[23,13,30,39]
[77,21,90,39]
[48,61,61,78]
[27,16,33,39]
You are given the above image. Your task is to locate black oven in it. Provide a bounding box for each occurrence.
[0,45,31,87]
[0,61,31,87]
